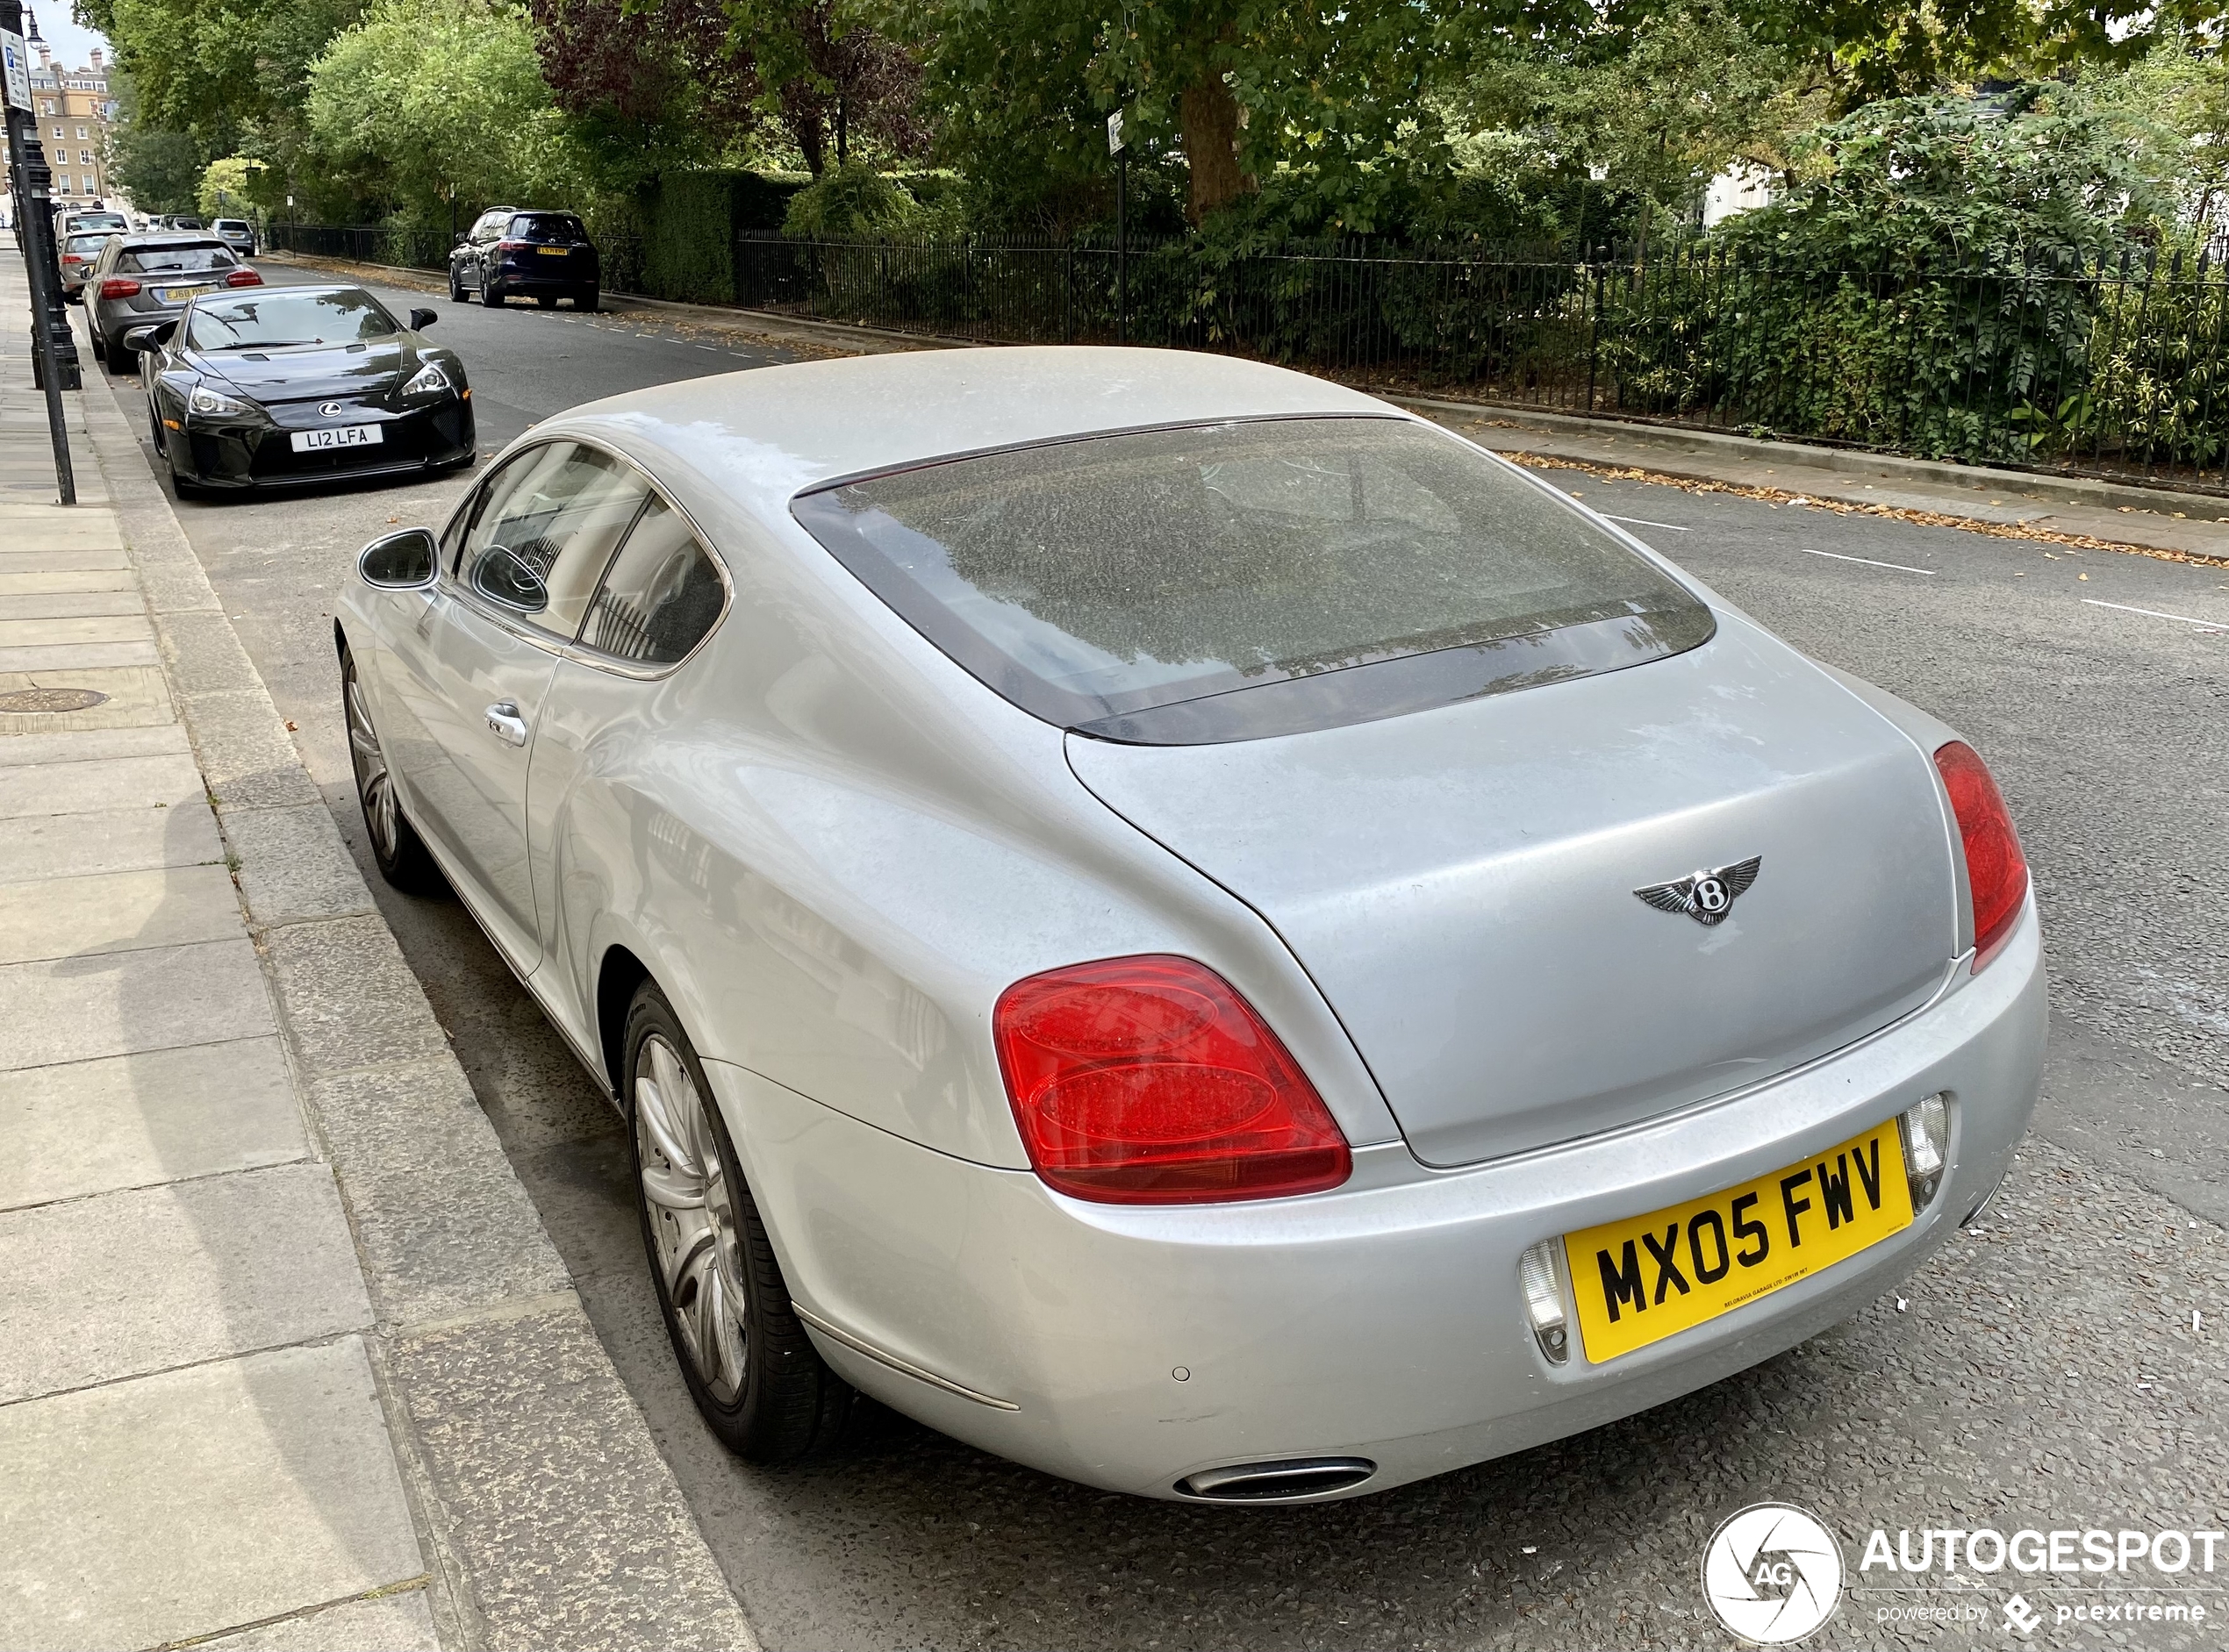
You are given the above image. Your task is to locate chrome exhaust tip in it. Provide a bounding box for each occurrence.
[1174,1456,1377,1503]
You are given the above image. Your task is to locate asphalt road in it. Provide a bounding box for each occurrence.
[79,269,2229,1650]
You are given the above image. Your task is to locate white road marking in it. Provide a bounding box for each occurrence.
[1799,547,1936,575]
[2082,597,2229,633]
[1602,513,1690,532]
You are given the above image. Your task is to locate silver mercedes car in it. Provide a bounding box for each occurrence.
[337,347,2044,1504]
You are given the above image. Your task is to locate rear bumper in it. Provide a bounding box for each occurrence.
[712,898,2046,1501]
[491,262,596,293]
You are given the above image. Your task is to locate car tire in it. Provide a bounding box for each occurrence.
[105,337,136,377]
[480,273,504,308]
[448,265,466,302]
[577,287,599,313]
[87,328,104,361]
[535,294,557,308]
[625,981,856,1463]
[341,646,443,894]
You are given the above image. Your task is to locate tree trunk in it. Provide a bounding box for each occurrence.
[1179,74,1251,225]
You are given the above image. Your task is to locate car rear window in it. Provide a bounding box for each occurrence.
[118,243,235,274]
[66,234,111,254]
[792,417,1716,744]
[214,219,250,232]
[186,288,398,350]
[509,214,584,243]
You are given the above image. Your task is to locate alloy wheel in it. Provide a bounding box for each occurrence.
[634,1033,749,1403]
[344,666,402,863]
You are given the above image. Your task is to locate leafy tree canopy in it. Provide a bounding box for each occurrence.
[304,0,582,225]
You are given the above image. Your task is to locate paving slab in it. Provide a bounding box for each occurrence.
[0,612,151,645]
[0,664,175,733]
[308,1062,570,1326]
[0,590,146,619]
[0,749,204,818]
[0,719,189,767]
[185,688,327,809]
[0,862,243,965]
[202,1588,441,1651]
[0,936,273,1070]
[0,547,126,574]
[0,1338,427,1652]
[0,800,223,883]
[0,568,135,595]
[221,801,379,926]
[158,606,267,699]
[0,1161,370,1401]
[265,915,455,1081]
[0,639,159,671]
[390,1302,756,1652]
[0,1036,304,1210]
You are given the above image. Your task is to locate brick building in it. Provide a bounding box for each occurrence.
[23,8,118,210]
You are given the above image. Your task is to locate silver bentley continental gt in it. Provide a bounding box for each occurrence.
[337,347,2044,1504]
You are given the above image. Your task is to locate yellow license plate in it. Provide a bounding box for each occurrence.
[1564,1119,1913,1363]
[537,247,569,254]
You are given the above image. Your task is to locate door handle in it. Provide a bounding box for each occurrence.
[484,701,529,747]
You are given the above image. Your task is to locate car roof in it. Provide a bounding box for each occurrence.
[119,232,227,247]
[551,347,1393,520]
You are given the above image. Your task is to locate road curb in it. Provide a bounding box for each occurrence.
[72,340,757,1652]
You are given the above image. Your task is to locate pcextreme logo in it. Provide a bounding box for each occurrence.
[1702,1502,1846,1644]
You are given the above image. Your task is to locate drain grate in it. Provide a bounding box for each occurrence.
[0,688,111,713]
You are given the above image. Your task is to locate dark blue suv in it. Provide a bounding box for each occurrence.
[448,208,600,311]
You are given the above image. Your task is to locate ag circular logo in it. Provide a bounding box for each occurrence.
[1702,1503,1844,1644]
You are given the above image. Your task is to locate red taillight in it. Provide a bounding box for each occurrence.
[99,276,140,299]
[993,955,1351,1204]
[224,267,262,287]
[1933,740,2028,969]
[497,238,528,251]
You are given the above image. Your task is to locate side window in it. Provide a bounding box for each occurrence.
[579,496,726,665]
[455,443,649,640]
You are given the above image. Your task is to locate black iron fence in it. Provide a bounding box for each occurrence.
[737,232,2229,491]
[267,220,455,272]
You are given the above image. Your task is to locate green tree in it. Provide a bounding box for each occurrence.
[896,0,1550,230]
[305,0,584,224]
[81,0,363,160]
[1453,0,1831,233]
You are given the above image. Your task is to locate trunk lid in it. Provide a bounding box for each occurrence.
[1066,619,1960,1166]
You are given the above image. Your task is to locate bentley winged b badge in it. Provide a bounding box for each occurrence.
[1634,856,1762,927]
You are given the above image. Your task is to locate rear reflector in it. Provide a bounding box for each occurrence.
[993,955,1351,1203]
[99,277,140,299]
[224,268,262,287]
[1932,740,2028,968]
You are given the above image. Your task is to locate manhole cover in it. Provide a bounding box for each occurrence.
[0,688,110,713]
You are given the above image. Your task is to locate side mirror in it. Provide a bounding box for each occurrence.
[123,321,175,353]
[358,528,438,589]
[407,307,437,331]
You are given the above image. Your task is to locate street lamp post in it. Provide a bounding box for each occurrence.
[1,0,79,503]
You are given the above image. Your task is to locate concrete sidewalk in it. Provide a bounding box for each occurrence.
[0,259,753,1649]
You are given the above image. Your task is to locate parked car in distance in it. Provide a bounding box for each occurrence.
[335,347,2045,1505]
[448,207,598,310]
[59,230,118,303]
[211,218,259,259]
[85,233,260,370]
[55,206,129,242]
[127,282,473,497]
